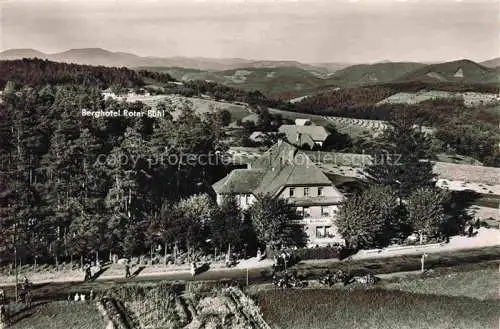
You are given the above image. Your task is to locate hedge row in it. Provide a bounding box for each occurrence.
[291,247,342,260]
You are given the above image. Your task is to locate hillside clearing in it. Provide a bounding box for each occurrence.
[255,288,500,329]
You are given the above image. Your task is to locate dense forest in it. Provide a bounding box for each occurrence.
[0,58,175,89]
[0,83,241,265]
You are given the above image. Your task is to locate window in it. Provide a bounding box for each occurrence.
[316,226,334,239]
[321,206,329,217]
[304,187,309,197]
[303,206,311,218]
[325,226,334,238]
[289,187,295,197]
[318,187,323,196]
[245,194,251,205]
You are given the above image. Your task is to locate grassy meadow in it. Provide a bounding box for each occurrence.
[254,263,499,329]
[9,302,103,329]
[382,266,499,300]
[255,288,499,329]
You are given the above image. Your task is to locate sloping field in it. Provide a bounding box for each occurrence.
[256,288,500,329]
[377,91,500,107]
[9,301,103,329]
[321,116,435,137]
[382,266,499,300]
[434,162,500,185]
[108,94,252,121]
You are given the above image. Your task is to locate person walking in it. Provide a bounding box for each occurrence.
[84,264,92,281]
[125,260,131,279]
[421,253,428,273]
[22,276,29,290]
[190,262,197,278]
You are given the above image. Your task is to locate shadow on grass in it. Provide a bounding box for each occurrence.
[7,300,49,324]
[130,266,146,279]
[89,266,108,282]
[195,263,210,275]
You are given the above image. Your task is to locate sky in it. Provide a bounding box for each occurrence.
[0,0,498,63]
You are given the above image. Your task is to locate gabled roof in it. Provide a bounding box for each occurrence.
[212,169,265,194]
[278,125,329,142]
[213,141,340,200]
[253,145,334,196]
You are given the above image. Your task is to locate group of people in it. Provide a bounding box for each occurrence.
[71,290,94,302]
[272,251,292,274]
[84,259,132,281]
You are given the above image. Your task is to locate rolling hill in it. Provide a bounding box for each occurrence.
[397,59,499,84]
[140,66,330,97]
[143,62,441,98]
[324,62,427,86]
[480,57,500,69]
[0,48,47,59]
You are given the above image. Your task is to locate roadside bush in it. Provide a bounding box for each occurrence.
[291,247,341,261]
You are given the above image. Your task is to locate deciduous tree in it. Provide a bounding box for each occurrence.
[248,195,307,250]
[336,186,406,250]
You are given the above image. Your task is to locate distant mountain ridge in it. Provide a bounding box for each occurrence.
[0,48,348,72]
[1,48,498,98]
[324,62,427,86]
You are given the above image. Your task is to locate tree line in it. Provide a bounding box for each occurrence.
[0,58,175,90]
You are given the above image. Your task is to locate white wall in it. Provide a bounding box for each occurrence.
[216,193,256,210]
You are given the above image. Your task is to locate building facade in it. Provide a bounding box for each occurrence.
[212,140,345,247]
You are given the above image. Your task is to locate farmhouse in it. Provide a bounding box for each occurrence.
[212,140,345,246]
[278,124,330,149]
